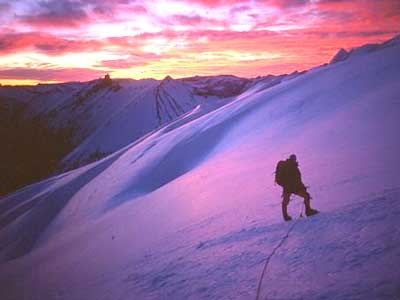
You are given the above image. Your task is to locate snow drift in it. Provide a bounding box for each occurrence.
[1,36,400,300]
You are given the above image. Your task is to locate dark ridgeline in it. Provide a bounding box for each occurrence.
[0,74,119,197]
[0,98,74,197]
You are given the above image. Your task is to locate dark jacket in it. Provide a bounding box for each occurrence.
[284,159,306,194]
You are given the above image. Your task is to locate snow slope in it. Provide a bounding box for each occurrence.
[1,75,264,171]
[1,36,400,300]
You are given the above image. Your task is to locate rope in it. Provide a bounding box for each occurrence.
[255,205,303,300]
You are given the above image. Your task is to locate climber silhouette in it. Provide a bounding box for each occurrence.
[275,154,318,221]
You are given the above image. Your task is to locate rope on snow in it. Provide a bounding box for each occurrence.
[255,205,303,300]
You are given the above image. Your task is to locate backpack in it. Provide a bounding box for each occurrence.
[275,160,289,186]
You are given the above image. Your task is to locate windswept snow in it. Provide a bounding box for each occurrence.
[1,36,400,300]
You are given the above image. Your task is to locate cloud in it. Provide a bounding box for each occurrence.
[176,0,245,7]
[0,2,11,14]
[0,67,104,82]
[119,3,148,14]
[229,5,252,14]
[92,3,115,17]
[99,54,160,68]
[266,0,311,9]
[0,32,104,55]
[170,14,204,26]
[0,32,42,53]
[164,14,227,28]
[17,0,89,28]
[325,30,399,38]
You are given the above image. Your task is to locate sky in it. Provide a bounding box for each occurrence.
[0,0,399,85]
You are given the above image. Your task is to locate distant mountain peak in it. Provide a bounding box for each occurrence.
[330,34,400,65]
[163,75,173,81]
[330,48,350,64]
[103,74,112,85]
[382,33,400,47]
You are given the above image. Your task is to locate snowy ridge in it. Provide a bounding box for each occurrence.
[1,74,283,175]
[330,33,400,64]
[329,48,349,64]
[154,76,198,125]
[1,36,400,299]
[183,75,250,98]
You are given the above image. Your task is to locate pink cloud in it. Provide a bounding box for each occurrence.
[120,4,148,15]
[164,14,227,28]
[175,0,246,7]
[0,32,104,55]
[99,53,161,69]
[267,0,310,9]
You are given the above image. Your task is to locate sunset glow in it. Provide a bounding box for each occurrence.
[0,0,399,84]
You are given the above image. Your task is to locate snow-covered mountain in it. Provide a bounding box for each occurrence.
[330,34,400,64]
[0,73,293,168]
[1,35,400,300]
[0,73,287,196]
